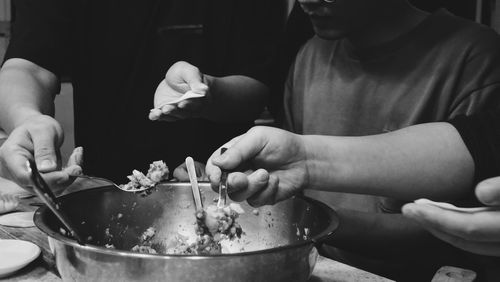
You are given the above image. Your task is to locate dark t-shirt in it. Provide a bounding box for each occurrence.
[285,9,500,212]
[5,0,285,181]
[449,111,500,183]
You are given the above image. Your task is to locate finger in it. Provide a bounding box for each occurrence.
[212,127,268,170]
[67,147,83,167]
[247,173,279,207]
[31,130,59,172]
[173,164,190,181]
[206,135,244,190]
[413,223,500,256]
[476,177,500,206]
[402,203,500,242]
[178,65,208,93]
[0,142,33,188]
[177,99,203,112]
[161,107,193,120]
[41,165,81,195]
[149,109,162,121]
[229,169,269,202]
[160,104,177,114]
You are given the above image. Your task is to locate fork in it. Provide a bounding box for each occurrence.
[74,175,152,193]
[217,147,229,209]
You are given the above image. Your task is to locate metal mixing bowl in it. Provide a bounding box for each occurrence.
[34,182,338,282]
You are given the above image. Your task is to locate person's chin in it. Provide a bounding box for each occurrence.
[313,27,347,41]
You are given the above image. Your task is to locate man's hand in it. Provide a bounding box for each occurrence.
[205,126,309,207]
[403,176,500,256]
[149,61,209,121]
[0,115,82,194]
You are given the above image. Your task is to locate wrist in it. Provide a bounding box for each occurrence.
[199,74,216,119]
[301,135,351,192]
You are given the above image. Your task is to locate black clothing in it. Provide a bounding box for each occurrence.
[449,112,500,184]
[6,0,285,181]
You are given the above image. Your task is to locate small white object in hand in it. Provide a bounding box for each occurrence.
[414,199,493,213]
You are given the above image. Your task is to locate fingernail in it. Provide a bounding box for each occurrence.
[39,159,54,170]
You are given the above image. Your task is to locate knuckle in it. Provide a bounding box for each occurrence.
[34,146,55,158]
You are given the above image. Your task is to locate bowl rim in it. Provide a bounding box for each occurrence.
[34,183,339,259]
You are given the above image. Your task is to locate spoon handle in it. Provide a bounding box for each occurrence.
[186,157,203,211]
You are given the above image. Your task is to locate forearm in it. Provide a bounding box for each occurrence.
[303,122,474,201]
[203,75,268,122]
[0,59,59,133]
[325,209,461,259]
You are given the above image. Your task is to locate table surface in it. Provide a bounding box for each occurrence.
[0,178,393,282]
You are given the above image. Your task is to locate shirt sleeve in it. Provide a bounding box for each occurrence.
[448,112,500,184]
[448,29,500,117]
[4,0,73,78]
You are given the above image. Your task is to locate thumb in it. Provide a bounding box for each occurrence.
[31,131,60,173]
[476,176,500,206]
[179,64,208,93]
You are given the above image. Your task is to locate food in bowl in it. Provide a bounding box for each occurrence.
[131,203,245,255]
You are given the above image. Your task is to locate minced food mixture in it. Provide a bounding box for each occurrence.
[120,161,169,191]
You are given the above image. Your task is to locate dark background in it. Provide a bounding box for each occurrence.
[410,0,479,21]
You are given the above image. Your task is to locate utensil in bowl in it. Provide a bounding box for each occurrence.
[185,157,203,211]
[217,147,228,209]
[27,160,86,244]
[34,182,339,282]
[74,174,156,193]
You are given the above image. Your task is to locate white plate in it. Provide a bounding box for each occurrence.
[0,211,35,227]
[0,239,41,278]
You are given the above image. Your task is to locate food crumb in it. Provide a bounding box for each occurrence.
[105,244,115,249]
[59,227,67,236]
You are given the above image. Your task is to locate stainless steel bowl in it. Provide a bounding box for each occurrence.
[34,182,338,282]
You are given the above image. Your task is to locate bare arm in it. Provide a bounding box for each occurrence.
[0,58,59,132]
[0,58,81,192]
[201,74,268,122]
[304,122,475,201]
[207,123,474,205]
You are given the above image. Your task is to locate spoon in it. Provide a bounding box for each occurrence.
[185,157,203,211]
[217,147,229,209]
[73,175,153,193]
